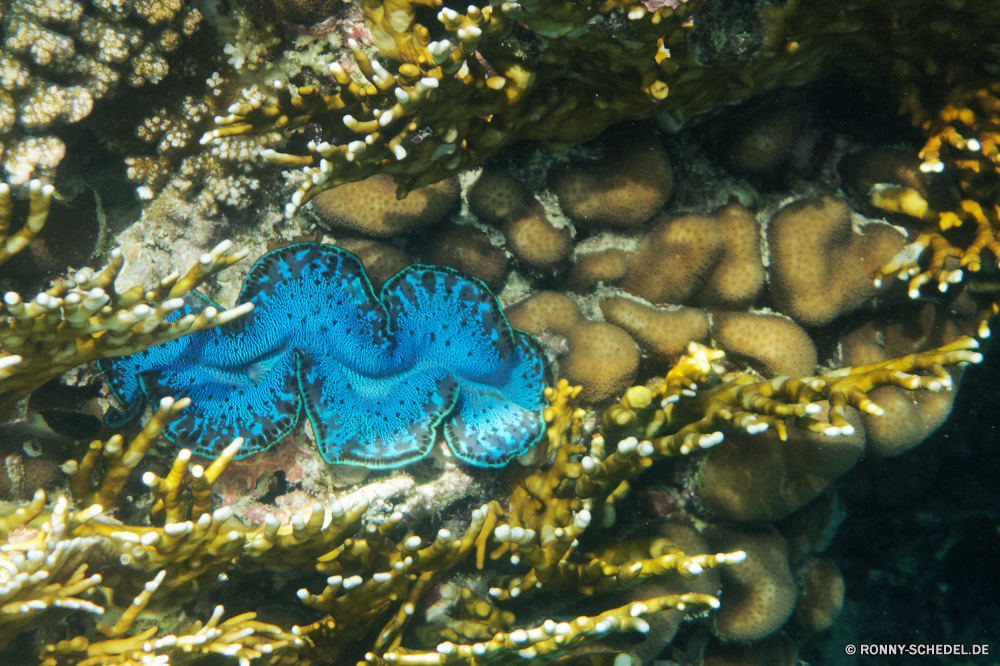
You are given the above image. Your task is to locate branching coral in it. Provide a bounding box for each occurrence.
[0,398,347,661]
[484,379,745,608]
[0,491,106,650]
[0,321,988,665]
[5,382,670,662]
[871,80,1000,338]
[0,382,750,665]
[124,79,284,215]
[194,0,1000,220]
[0,179,49,267]
[366,594,720,666]
[1,481,302,663]
[39,605,302,666]
[576,338,983,499]
[0,2,997,664]
[282,383,739,661]
[210,0,702,215]
[430,335,980,649]
[294,503,503,659]
[0,185,252,418]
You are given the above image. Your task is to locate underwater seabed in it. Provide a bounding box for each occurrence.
[143,339,1000,666]
[4,64,1000,664]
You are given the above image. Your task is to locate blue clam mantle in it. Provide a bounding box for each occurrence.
[99,243,549,467]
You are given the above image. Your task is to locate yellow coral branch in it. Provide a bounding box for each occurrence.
[0,232,252,418]
[0,179,51,266]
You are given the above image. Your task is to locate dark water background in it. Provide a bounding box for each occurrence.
[807,335,1000,664]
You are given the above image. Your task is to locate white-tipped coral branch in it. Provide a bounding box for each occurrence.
[0,221,250,416]
[0,179,52,266]
[365,594,720,666]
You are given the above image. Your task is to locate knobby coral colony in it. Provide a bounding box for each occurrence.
[99,242,549,467]
[0,193,989,665]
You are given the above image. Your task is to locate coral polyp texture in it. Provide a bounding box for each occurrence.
[100,243,549,467]
[0,0,203,185]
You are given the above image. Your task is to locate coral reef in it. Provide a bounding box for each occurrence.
[1,377,757,665]
[0,0,203,185]
[196,0,1000,219]
[869,79,1000,340]
[213,0,702,215]
[0,184,251,419]
[1,0,1000,663]
[505,190,927,405]
[312,174,460,237]
[1,334,982,664]
[823,347,1000,658]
